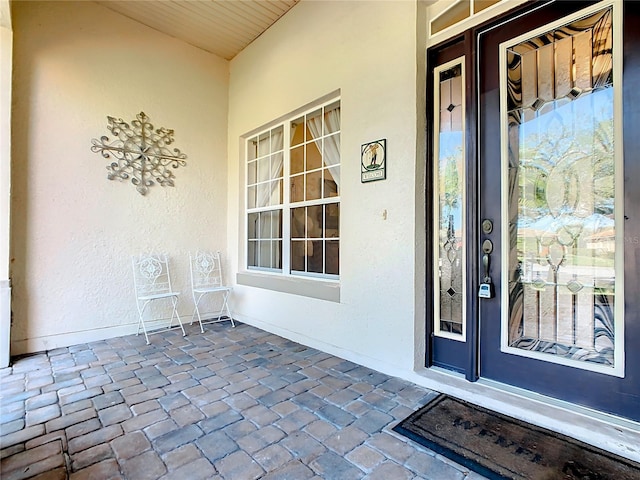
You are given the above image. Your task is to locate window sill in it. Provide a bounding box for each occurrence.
[236,271,340,302]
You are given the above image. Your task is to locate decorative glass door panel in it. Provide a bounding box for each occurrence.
[434,58,466,341]
[500,7,622,375]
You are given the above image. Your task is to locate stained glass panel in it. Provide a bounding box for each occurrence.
[435,59,466,340]
[505,8,616,367]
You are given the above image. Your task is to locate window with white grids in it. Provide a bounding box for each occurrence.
[246,99,340,278]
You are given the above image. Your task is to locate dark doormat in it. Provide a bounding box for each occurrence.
[392,394,640,480]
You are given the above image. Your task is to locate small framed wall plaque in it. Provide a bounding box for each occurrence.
[361,139,386,183]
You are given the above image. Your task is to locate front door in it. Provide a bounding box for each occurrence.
[430,0,640,422]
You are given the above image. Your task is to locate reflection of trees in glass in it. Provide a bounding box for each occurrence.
[438,142,464,333]
[592,112,615,215]
[517,91,614,229]
[440,145,463,236]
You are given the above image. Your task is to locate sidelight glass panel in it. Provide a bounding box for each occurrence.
[434,58,466,340]
[503,7,619,371]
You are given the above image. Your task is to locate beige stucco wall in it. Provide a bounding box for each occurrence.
[228,0,426,377]
[10,0,229,354]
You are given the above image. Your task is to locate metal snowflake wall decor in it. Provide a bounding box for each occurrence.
[91,112,187,195]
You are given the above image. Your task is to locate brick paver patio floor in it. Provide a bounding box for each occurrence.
[0,322,487,479]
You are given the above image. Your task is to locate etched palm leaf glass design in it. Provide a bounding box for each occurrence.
[504,8,617,368]
[435,59,466,340]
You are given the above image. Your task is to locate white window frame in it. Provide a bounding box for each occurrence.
[240,95,341,299]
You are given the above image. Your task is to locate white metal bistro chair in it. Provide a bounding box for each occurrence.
[189,250,235,332]
[131,253,186,344]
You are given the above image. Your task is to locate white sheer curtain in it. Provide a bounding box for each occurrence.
[258,129,284,208]
[248,129,284,268]
[307,108,341,188]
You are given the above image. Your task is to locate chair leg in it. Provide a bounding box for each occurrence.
[189,291,234,329]
[137,301,151,345]
[189,294,199,327]
[169,296,186,337]
[222,290,235,327]
[189,301,196,326]
[193,294,205,333]
[189,306,198,327]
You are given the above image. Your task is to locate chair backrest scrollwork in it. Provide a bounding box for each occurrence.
[191,251,224,289]
[132,254,173,296]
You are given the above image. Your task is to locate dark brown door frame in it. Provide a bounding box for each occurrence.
[425,30,479,380]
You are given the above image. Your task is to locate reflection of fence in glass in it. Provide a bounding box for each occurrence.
[439,213,463,334]
[506,7,615,366]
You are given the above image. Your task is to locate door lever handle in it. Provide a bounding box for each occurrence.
[483,253,490,282]
[478,238,495,298]
[482,239,493,281]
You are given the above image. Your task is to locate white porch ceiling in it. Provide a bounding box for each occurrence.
[95,0,300,60]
